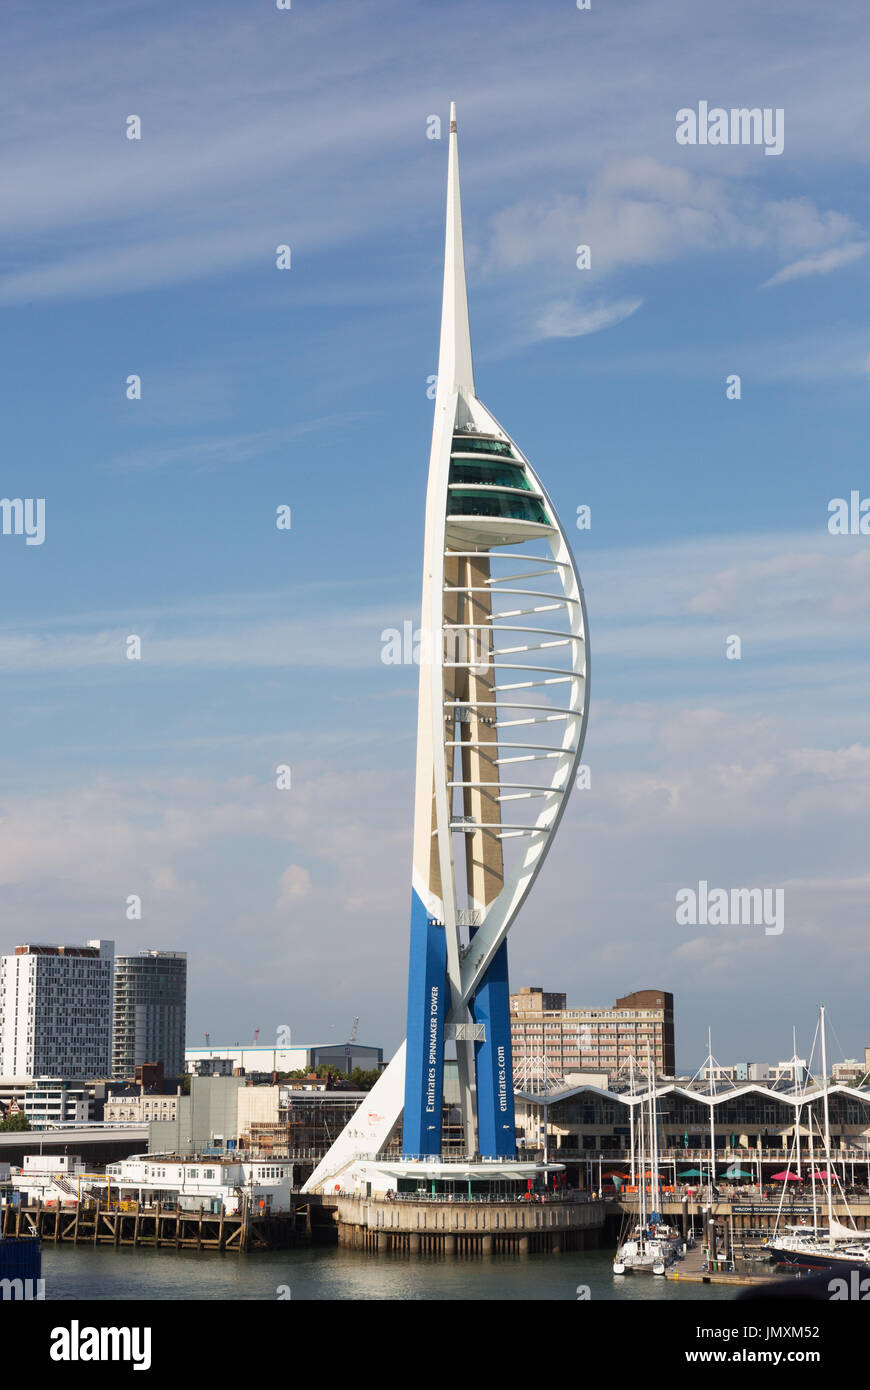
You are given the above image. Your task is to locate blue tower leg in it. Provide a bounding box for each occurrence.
[471,940,517,1158]
[402,889,448,1157]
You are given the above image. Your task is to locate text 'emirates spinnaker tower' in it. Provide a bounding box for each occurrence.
[402,105,589,1159]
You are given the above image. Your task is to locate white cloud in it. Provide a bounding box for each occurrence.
[486,162,863,288]
[276,864,312,910]
[761,241,869,288]
[0,7,864,308]
[533,296,643,340]
[109,414,374,473]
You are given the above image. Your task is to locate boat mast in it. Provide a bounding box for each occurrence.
[792,1026,802,1178]
[820,1004,835,1245]
[647,1041,660,1219]
[707,1026,716,1199]
[808,1117,817,1237]
[639,1073,647,1235]
[629,1054,636,1184]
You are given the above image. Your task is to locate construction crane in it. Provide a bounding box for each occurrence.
[253,1028,260,1044]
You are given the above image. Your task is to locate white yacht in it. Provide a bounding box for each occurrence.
[614,1052,683,1275]
[766,1008,870,1275]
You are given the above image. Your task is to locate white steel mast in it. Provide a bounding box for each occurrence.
[820,1004,834,1246]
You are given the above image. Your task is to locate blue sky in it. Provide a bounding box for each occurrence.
[1,0,869,1070]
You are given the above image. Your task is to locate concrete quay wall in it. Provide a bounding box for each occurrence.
[334,1196,606,1256]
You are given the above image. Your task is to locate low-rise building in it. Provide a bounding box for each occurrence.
[188,1057,234,1077]
[184,1041,383,1076]
[147,1075,244,1156]
[104,1091,183,1124]
[104,1155,294,1213]
[833,1060,865,1083]
[23,1078,91,1129]
[243,1089,370,1159]
[509,986,675,1080]
[10,1153,90,1205]
[513,1078,870,1173]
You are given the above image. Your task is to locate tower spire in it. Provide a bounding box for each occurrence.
[436,101,475,400]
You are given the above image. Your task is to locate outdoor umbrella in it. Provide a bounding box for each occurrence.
[809,1170,835,1180]
[771,1171,801,1181]
[679,1168,704,1177]
[723,1167,753,1179]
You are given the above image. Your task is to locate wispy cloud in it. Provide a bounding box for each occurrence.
[0,4,866,308]
[761,241,869,288]
[109,413,375,472]
[486,161,863,286]
[533,295,643,341]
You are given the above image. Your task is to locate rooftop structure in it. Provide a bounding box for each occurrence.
[184,1042,383,1076]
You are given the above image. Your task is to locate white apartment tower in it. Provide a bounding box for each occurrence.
[0,939,114,1078]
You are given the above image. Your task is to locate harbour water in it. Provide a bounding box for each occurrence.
[40,1245,738,1302]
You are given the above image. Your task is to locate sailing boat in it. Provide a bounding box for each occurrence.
[766,1006,870,1273]
[613,1050,683,1275]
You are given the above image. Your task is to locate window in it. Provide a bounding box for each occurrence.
[446,489,550,526]
[451,435,514,458]
[449,459,531,491]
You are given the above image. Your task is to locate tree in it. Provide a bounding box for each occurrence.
[0,1110,29,1132]
[348,1067,381,1091]
[273,1064,382,1091]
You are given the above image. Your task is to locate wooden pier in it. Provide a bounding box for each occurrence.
[0,1196,311,1253]
[666,1243,804,1288]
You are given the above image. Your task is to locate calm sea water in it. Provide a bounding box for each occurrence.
[40,1244,740,1301]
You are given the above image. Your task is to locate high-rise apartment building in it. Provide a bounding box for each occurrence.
[510,986,676,1079]
[112,951,187,1081]
[0,939,114,1078]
